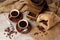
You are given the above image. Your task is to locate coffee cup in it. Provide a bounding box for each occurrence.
[9,9,19,18]
[16,19,32,34]
[18,19,28,29]
[8,9,23,22]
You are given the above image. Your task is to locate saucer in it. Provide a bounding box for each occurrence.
[8,13,23,23]
[16,23,32,34]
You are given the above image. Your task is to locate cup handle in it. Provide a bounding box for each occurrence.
[23,28,27,32]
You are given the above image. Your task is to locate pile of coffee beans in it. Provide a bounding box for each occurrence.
[4,26,17,39]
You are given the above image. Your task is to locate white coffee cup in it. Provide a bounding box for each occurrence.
[10,9,19,18]
[18,19,28,29]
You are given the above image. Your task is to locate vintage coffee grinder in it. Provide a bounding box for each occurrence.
[26,0,48,20]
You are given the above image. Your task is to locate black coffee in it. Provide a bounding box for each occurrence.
[11,11,18,16]
[19,21,27,27]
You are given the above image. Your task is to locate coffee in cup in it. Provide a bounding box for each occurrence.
[16,19,32,34]
[8,9,23,23]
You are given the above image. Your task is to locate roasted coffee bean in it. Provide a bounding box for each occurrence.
[40,20,48,26]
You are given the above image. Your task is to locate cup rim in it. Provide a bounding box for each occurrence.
[10,9,19,18]
[18,19,28,29]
